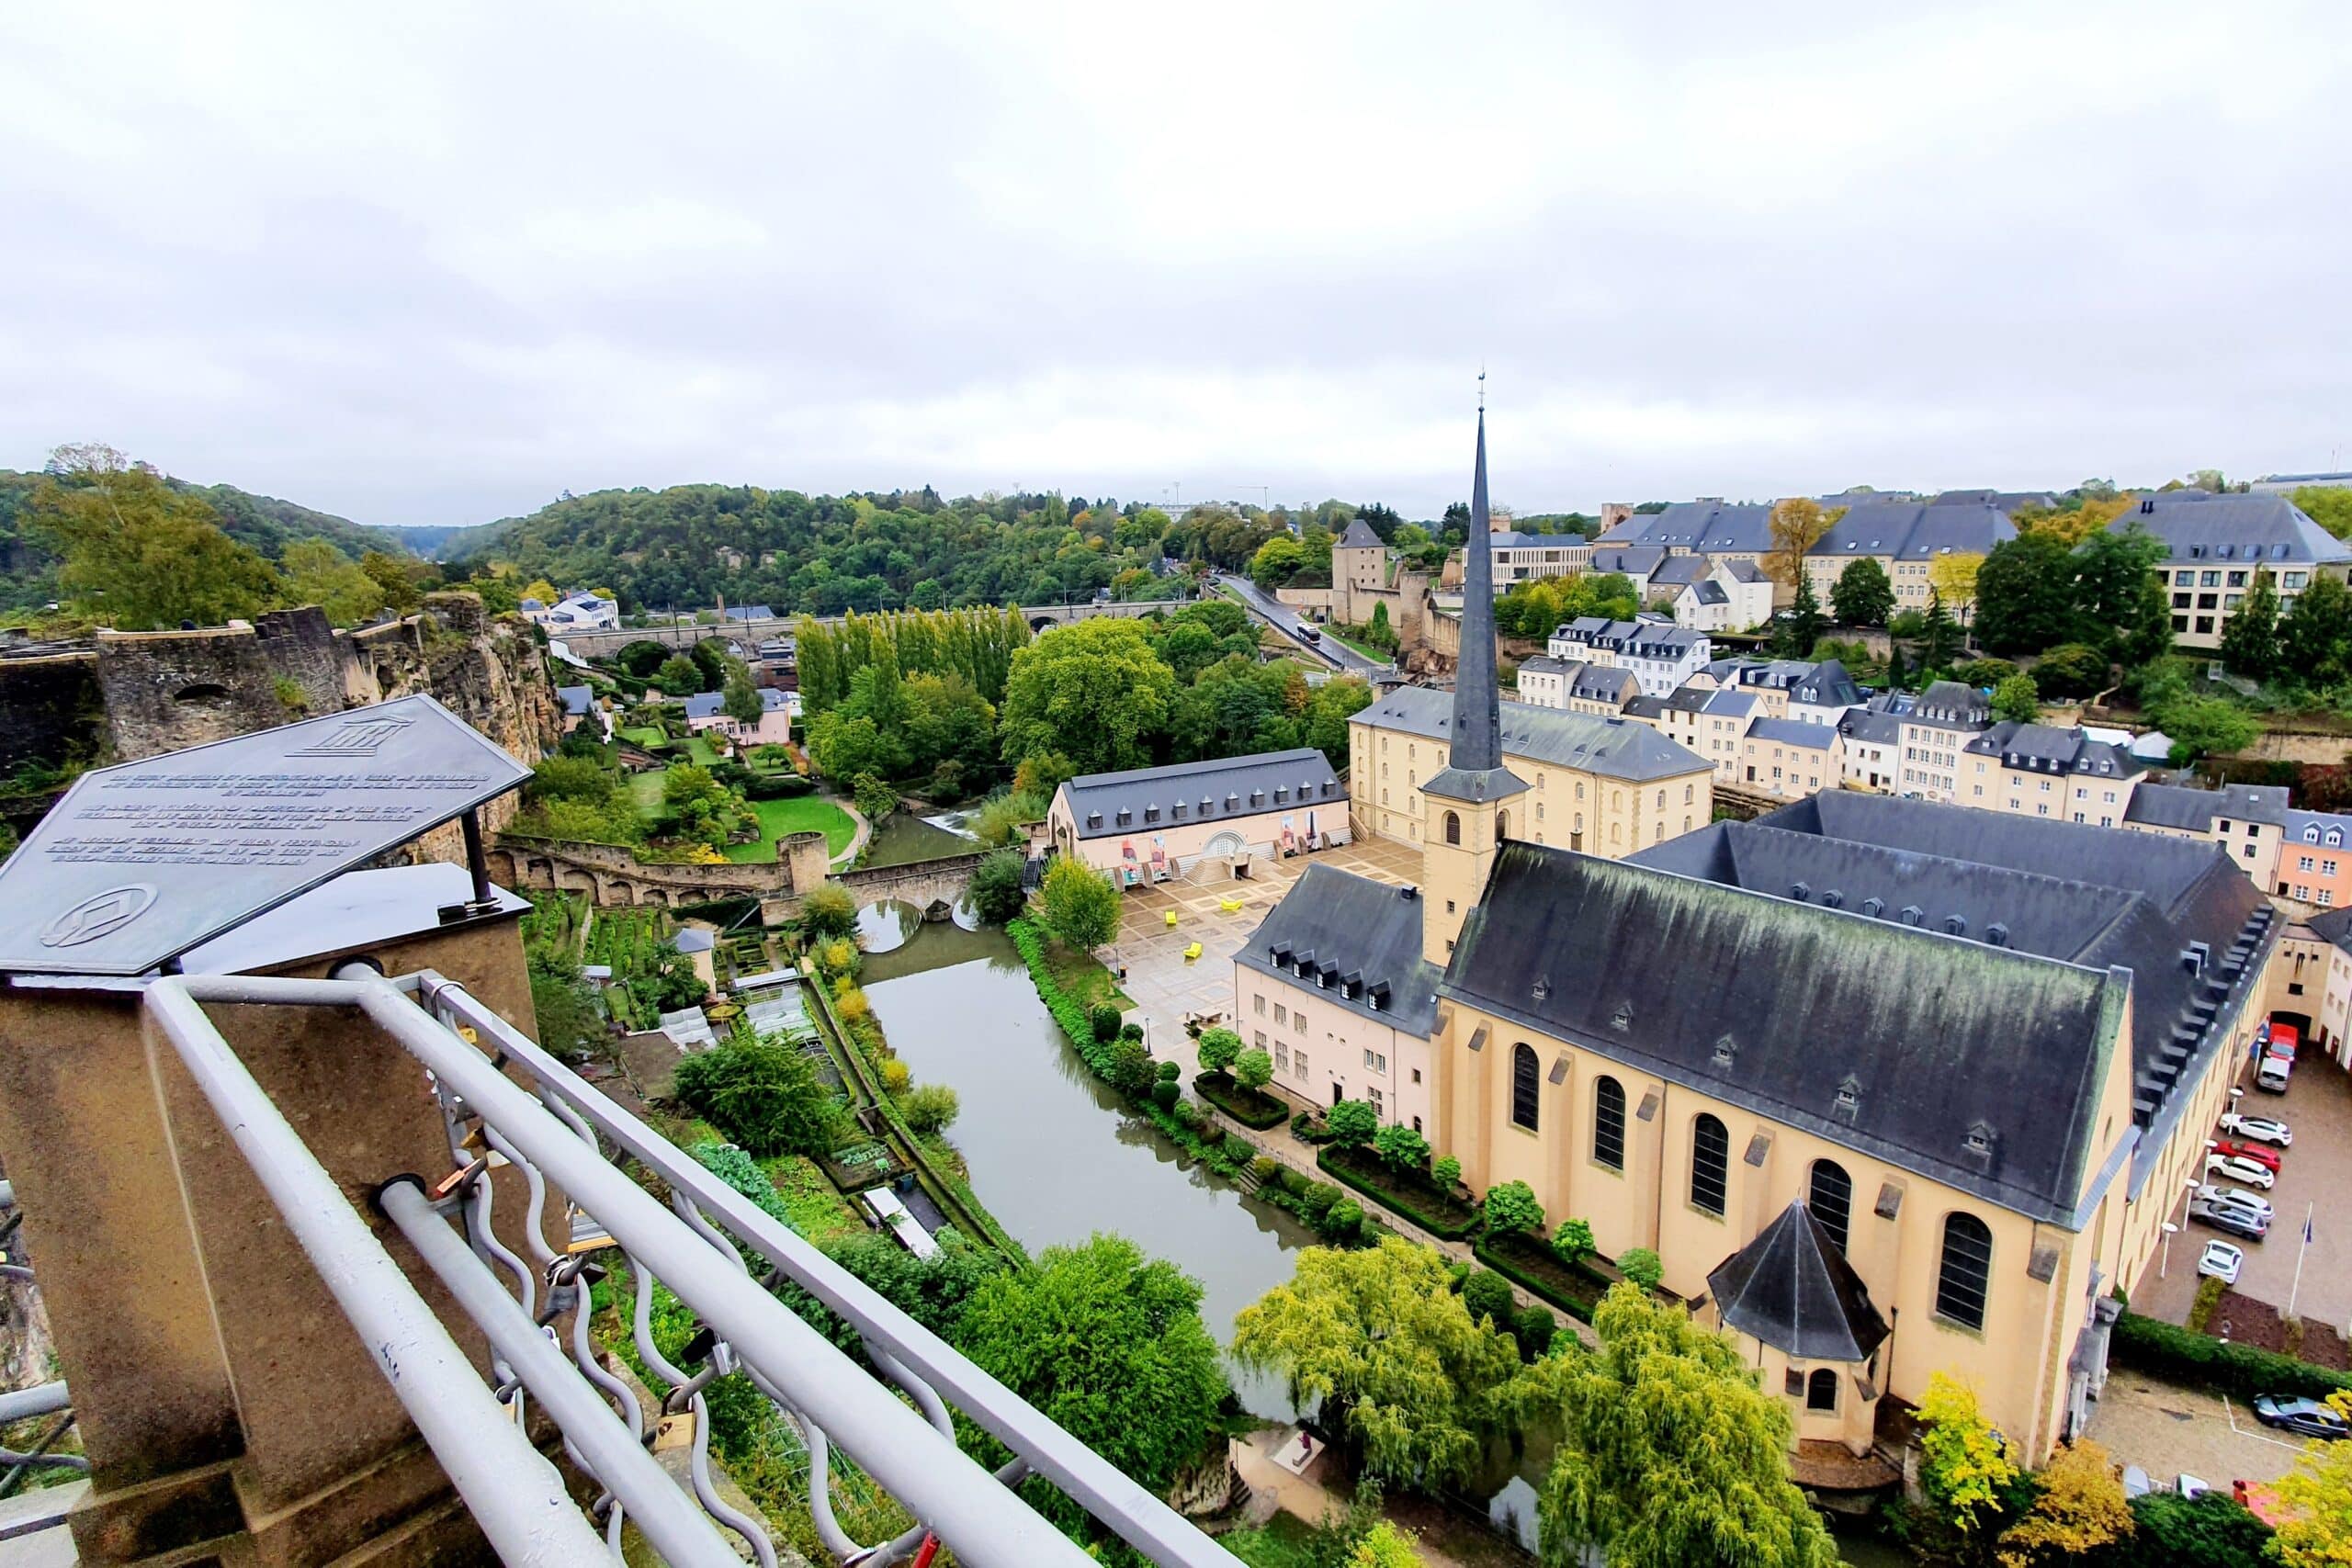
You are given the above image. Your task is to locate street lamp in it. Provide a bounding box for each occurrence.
[2161,1221,2181,1279]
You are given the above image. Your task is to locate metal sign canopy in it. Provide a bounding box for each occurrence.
[0,694,532,976]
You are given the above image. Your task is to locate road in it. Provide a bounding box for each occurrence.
[1213,573,1390,676]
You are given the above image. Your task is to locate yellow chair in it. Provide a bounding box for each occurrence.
[1182,942,1203,963]
[1164,909,1180,929]
[1218,897,1244,914]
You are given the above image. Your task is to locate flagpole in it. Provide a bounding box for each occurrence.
[2289,1201,2313,1320]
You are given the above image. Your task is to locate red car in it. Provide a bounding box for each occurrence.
[2267,1021,2301,1059]
[2215,1139,2283,1173]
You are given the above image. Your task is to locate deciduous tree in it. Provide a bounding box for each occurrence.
[2283,573,2352,687]
[2293,485,2352,542]
[958,1235,1224,1495]
[1996,1438,2133,1567]
[1928,551,1985,625]
[967,850,1029,925]
[1195,1026,1241,1077]
[1235,1048,1273,1091]
[999,619,1178,774]
[1764,498,1836,586]
[1039,857,1120,955]
[1831,557,1894,626]
[1482,1180,1544,1235]
[2219,569,2281,680]
[670,1033,846,1158]
[1374,1122,1429,1173]
[1917,1372,2019,1537]
[1991,673,2040,724]
[1232,1237,1530,1491]
[1975,533,2079,656]
[30,444,281,629]
[1326,1099,1378,1148]
[1529,1284,1838,1568]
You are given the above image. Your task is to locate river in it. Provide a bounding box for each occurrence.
[858,910,1908,1567]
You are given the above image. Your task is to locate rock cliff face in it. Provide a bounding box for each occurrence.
[0,593,562,858]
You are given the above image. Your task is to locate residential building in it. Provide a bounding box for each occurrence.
[2119,491,2352,650]
[1513,655,1574,708]
[1788,660,1865,727]
[2301,907,2352,1064]
[2122,781,2289,890]
[522,591,618,630]
[2274,809,2352,909]
[1347,686,1711,857]
[1234,864,1442,1130]
[1547,618,1711,696]
[1800,498,2017,620]
[1566,664,1641,716]
[1693,688,1758,783]
[1584,545,1667,598]
[1896,681,1992,802]
[1669,558,1774,632]
[1736,717,1839,799]
[555,683,596,735]
[683,687,792,749]
[1489,530,1594,584]
[2252,470,2352,496]
[1047,748,1348,885]
[1436,790,2280,1468]
[1957,723,2140,826]
[1838,702,1904,791]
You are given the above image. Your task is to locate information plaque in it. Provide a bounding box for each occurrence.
[0,694,532,976]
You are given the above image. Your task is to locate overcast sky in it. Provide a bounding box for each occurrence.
[2,3,2346,529]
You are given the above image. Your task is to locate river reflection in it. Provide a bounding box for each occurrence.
[860,924,1312,1419]
[853,899,922,953]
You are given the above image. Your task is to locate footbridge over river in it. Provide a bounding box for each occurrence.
[492,832,985,923]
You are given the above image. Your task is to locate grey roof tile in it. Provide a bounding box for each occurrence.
[1356,684,1706,783]
[1060,747,1344,840]
[1239,863,1442,1037]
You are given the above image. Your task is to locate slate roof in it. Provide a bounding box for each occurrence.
[556,684,594,717]
[1570,666,1638,705]
[1338,518,1385,549]
[1595,502,1779,555]
[1624,694,1669,720]
[2282,810,2352,852]
[1739,660,1821,693]
[2115,492,2352,568]
[1908,680,1992,729]
[1517,655,1571,676]
[1664,684,1713,716]
[1623,625,1709,659]
[1354,684,1708,783]
[1660,792,2277,1198]
[1648,556,1709,590]
[1491,532,1590,549]
[1238,863,1442,1038]
[1689,580,1729,606]
[1839,707,1903,747]
[1058,748,1344,840]
[1962,722,2139,779]
[1810,501,2017,564]
[2310,906,2352,954]
[1588,545,1667,579]
[724,604,778,621]
[1707,1202,1889,1363]
[1748,717,1835,750]
[1792,660,1863,710]
[2124,781,2290,832]
[1702,688,1758,719]
[1722,558,1767,582]
[1448,840,2129,1223]
[684,692,726,720]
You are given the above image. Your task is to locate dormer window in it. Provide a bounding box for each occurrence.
[1144,805,1159,823]
[1860,897,1884,918]
[1834,1076,1860,1116]
[2332,829,2345,849]
[1172,802,1187,819]
[1962,1122,1994,1157]
[1086,811,1102,829]
[2306,825,2321,843]
[1713,1034,1737,1067]
[1985,922,2009,947]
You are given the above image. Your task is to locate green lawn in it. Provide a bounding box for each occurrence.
[1324,626,1387,661]
[683,735,725,766]
[723,795,858,863]
[619,725,666,750]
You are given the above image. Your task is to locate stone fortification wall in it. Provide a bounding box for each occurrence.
[0,593,562,858]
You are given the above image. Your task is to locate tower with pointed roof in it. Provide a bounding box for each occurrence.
[1420,391,1528,964]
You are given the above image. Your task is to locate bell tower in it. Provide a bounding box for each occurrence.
[1421,383,1527,965]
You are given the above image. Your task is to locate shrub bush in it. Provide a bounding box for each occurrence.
[1276,1166,1312,1198]
[741,771,815,801]
[1249,1156,1281,1185]
[1291,1110,1336,1145]
[2111,1310,2352,1405]
[1553,1217,1597,1264]
[1431,1154,1462,1190]
[1193,1072,1290,1130]
[1319,1198,1363,1243]
[1618,1247,1664,1293]
[1514,1304,1557,1359]
[878,1058,911,1095]
[1119,1021,1145,1043]
[1316,1143,1482,1240]
[1326,1100,1378,1147]
[2187,1276,2225,1335]
[1298,1183,1341,1223]
[1482,1179,1544,1236]
[1149,1078,1181,1111]
[1197,1028,1242,1077]
[902,1083,960,1134]
[1156,1059,1182,1081]
[1462,1269,1515,1327]
[967,849,1029,924]
[801,884,857,940]
[1090,1004,1122,1043]
[1474,1231,1606,1325]
[670,1035,845,1158]
[1221,1132,1255,1164]
[1373,1122,1429,1173]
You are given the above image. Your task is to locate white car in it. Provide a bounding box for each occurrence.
[2198,1240,2245,1285]
[2197,1183,2273,1219]
[2206,1153,2276,1190]
[2221,1113,2293,1147]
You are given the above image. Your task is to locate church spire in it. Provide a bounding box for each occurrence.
[1421,387,1525,808]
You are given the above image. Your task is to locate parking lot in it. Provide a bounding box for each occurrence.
[2132,1051,2352,1334]
[2085,1366,2311,1493]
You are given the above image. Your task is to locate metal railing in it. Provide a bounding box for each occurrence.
[144,966,1240,1568]
[0,1181,85,1498]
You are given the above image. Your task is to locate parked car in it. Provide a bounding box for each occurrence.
[2198,1240,2245,1284]
[2222,1112,2293,1146]
[2257,1055,2292,1094]
[2207,1153,2277,1190]
[2194,1184,2274,1224]
[2192,1203,2268,1241]
[2213,1138,2282,1173]
[2254,1396,2351,1440]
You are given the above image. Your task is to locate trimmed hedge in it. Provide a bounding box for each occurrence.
[1317,1143,1481,1241]
[2111,1308,2352,1405]
[1193,1073,1289,1130]
[1474,1230,1613,1325]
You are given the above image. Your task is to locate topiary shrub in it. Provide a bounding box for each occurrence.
[1482,1180,1544,1236]
[1618,1247,1664,1293]
[1431,1154,1462,1190]
[1156,1059,1182,1081]
[1513,1303,1556,1359]
[1119,1021,1145,1043]
[1319,1198,1363,1243]
[1463,1269,1515,1327]
[1298,1183,1341,1223]
[1090,1004,1122,1043]
[1250,1156,1281,1185]
[1277,1166,1312,1198]
[1552,1217,1597,1264]
[1149,1078,1181,1112]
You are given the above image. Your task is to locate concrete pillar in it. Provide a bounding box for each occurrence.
[0,913,569,1563]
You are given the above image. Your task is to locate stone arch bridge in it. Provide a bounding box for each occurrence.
[492,834,987,923]
[550,599,1188,660]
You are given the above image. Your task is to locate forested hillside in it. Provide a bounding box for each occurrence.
[442,486,1365,613]
[0,467,407,609]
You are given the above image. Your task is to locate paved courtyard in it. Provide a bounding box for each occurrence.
[1102,834,1425,1056]
[2132,1055,2352,1335]
[2085,1366,2309,1493]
